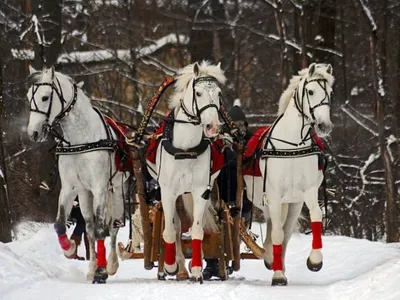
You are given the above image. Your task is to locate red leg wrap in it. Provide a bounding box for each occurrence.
[311,221,323,249]
[58,234,71,251]
[272,244,283,271]
[191,239,202,268]
[97,240,107,268]
[164,242,176,266]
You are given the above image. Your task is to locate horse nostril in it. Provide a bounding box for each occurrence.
[206,124,212,130]
[317,124,325,131]
[33,131,39,141]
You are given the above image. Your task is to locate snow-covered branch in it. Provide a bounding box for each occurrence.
[341,104,378,136]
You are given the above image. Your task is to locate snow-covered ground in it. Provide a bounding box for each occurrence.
[1,222,400,300]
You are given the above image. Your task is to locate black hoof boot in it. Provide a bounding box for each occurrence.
[92,267,108,284]
[203,259,219,281]
[157,271,166,281]
[190,276,204,284]
[271,277,288,286]
[264,260,272,270]
[307,257,323,272]
[164,263,179,276]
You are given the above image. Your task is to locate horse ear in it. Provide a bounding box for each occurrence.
[193,62,200,77]
[77,81,84,88]
[308,63,316,76]
[217,62,221,69]
[29,65,37,75]
[326,64,333,75]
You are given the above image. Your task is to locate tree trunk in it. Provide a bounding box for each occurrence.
[354,0,397,242]
[30,0,63,221]
[274,0,288,91]
[0,58,12,243]
[188,0,214,62]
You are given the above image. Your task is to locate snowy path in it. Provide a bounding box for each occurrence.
[1,222,400,300]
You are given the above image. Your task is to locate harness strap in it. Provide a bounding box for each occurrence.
[161,138,210,160]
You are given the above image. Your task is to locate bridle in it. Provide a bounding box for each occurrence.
[293,77,332,123]
[179,76,221,125]
[29,77,78,130]
[265,76,332,149]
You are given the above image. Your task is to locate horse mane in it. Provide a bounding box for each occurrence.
[169,61,226,109]
[277,64,335,115]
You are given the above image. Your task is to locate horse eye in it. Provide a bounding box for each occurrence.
[308,90,314,96]
[196,91,201,97]
[42,96,49,102]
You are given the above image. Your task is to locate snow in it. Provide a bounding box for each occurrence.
[12,34,189,64]
[1,222,400,300]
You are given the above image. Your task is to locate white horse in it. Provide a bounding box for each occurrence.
[146,61,225,282]
[244,63,334,286]
[26,66,130,284]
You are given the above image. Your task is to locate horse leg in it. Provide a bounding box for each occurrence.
[281,203,303,274]
[174,209,189,281]
[162,192,179,276]
[304,188,323,272]
[54,187,77,258]
[92,188,109,284]
[268,198,287,286]
[261,207,273,270]
[78,191,97,280]
[189,190,208,283]
[107,180,127,276]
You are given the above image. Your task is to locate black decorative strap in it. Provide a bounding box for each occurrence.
[260,145,321,158]
[161,138,210,160]
[55,140,116,155]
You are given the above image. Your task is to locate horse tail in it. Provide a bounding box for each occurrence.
[181,193,218,233]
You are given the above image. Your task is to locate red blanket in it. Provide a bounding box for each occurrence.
[104,116,133,174]
[243,127,325,177]
[145,115,224,175]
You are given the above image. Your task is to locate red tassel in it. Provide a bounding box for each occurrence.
[191,239,202,268]
[272,244,283,271]
[311,221,323,249]
[164,242,176,266]
[97,240,107,268]
[58,234,71,251]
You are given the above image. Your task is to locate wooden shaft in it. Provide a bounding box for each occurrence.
[131,149,153,270]
[232,143,244,271]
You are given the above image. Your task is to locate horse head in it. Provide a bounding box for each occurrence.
[301,63,334,137]
[26,65,76,142]
[171,61,226,138]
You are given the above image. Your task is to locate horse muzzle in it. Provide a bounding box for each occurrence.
[204,122,220,138]
[28,127,49,142]
[315,121,333,137]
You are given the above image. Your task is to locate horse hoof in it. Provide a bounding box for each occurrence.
[164,263,179,276]
[264,260,272,270]
[158,272,166,281]
[271,277,287,286]
[190,276,203,284]
[307,257,323,272]
[176,271,189,281]
[92,267,108,284]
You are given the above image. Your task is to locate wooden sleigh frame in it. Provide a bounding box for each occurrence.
[117,144,267,280]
